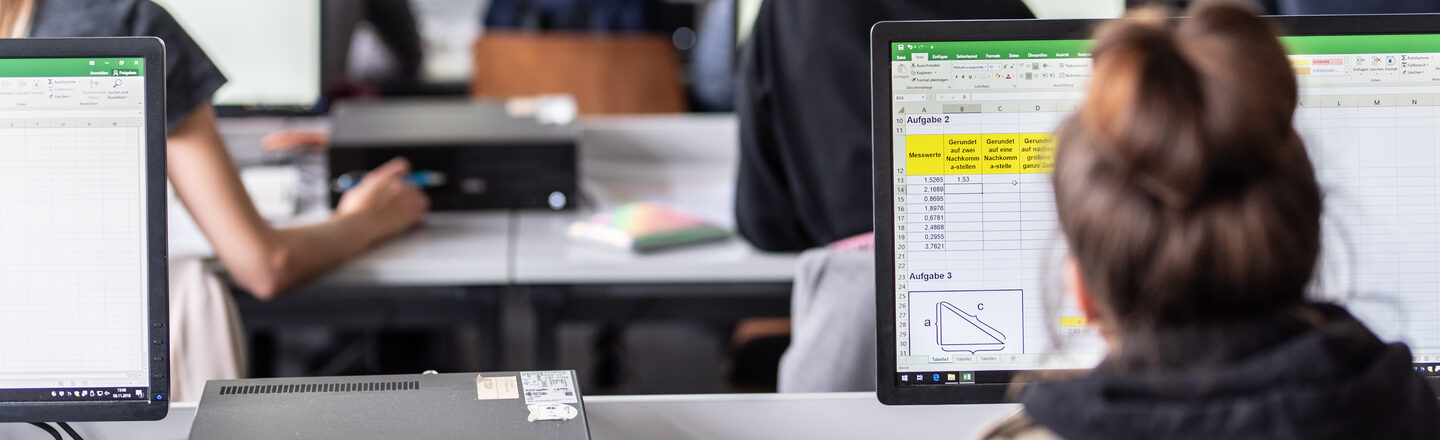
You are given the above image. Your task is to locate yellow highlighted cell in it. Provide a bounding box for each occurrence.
[981,133,1020,173]
[905,135,945,175]
[1018,133,1055,174]
[944,134,985,174]
[908,132,1059,175]
[1060,316,1089,328]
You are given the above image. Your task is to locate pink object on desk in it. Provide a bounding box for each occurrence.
[829,232,875,251]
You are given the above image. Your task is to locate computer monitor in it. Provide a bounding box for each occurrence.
[0,38,170,421]
[873,14,1440,404]
[153,0,323,114]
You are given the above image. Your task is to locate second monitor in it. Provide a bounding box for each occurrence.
[153,0,323,113]
[874,14,1440,404]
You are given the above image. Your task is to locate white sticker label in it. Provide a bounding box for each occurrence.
[520,371,578,404]
[527,403,580,422]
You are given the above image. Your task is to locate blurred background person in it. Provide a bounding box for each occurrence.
[735,0,1034,252]
[16,0,431,300]
[732,0,1035,393]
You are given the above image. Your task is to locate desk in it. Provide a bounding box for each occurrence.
[585,393,1020,440]
[316,212,510,286]
[187,118,518,373]
[517,115,799,368]
[186,119,519,374]
[515,210,796,367]
[176,114,799,373]
[514,211,794,284]
[181,120,514,287]
[0,393,1021,440]
[193,114,785,284]
[234,212,512,373]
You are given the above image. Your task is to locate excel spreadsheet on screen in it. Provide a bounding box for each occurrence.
[886,35,1440,384]
[0,58,153,402]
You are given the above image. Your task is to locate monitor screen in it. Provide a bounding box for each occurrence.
[885,34,1440,388]
[153,0,322,111]
[0,57,156,405]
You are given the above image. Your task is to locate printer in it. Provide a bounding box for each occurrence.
[327,99,578,211]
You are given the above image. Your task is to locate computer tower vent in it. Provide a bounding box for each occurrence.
[218,381,420,396]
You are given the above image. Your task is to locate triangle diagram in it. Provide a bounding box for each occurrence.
[937,302,1005,348]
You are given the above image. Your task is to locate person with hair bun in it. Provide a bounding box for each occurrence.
[979,2,1440,439]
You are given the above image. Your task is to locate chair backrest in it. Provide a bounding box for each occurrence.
[778,247,877,393]
[471,31,686,115]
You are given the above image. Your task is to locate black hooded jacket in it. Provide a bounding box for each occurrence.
[1014,303,1440,440]
[734,0,1034,252]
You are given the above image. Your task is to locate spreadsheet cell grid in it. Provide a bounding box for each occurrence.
[0,110,149,385]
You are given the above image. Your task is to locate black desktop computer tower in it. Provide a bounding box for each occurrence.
[327,99,578,211]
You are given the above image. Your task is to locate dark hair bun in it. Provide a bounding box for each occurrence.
[1053,1,1323,331]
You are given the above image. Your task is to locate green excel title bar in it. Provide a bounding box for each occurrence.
[892,40,1091,61]
[0,58,144,78]
[1280,34,1440,55]
[893,34,1440,61]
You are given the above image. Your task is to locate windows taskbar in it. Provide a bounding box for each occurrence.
[899,363,1440,386]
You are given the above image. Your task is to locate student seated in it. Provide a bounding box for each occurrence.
[981,3,1440,439]
[3,0,430,299]
[734,0,1033,252]
[733,0,1033,393]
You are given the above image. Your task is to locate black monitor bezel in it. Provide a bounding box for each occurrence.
[872,13,1440,405]
[0,37,170,421]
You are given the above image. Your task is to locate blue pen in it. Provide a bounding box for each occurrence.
[333,170,446,192]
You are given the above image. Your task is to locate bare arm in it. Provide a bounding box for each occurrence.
[167,104,428,299]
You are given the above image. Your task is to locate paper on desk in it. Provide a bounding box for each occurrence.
[241,166,300,220]
[476,375,520,400]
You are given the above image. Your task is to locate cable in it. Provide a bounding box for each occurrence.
[56,422,84,440]
[26,422,61,440]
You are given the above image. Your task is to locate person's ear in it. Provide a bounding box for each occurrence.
[1066,258,1100,322]
[1068,258,1120,347]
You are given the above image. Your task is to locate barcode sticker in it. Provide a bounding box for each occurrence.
[520,371,578,405]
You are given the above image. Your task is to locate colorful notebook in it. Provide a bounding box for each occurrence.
[568,202,730,252]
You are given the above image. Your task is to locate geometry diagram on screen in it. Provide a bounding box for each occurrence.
[936,301,1007,353]
[909,289,1024,357]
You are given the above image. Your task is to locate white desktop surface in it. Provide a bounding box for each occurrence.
[314,211,511,286]
[0,394,1020,440]
[514,210,796,284]
[585,393,1020,440]
[170,193,511,287]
